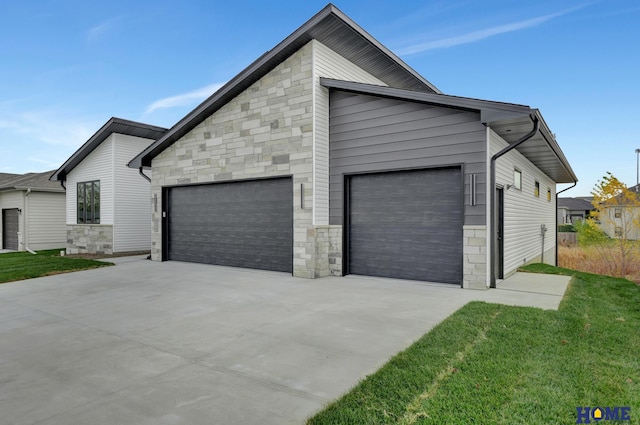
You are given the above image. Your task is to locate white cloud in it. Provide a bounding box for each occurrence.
[0,110,97,148]
[86,18,119,42]
[396,8,579,55]
[145,83,225,114]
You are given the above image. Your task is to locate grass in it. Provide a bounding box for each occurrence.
[307,265,640,424]
[0,249,112,284]
[559,245,640,284]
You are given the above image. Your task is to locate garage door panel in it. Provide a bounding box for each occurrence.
[348,168,463,284]
[167,178,293,272]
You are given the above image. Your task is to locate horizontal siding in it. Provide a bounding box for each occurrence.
[26,192,66,250]
[313,40,387,225]
[113,134,153,252]
[66,136,114,225]
[329,90,487,226]
[491,129,556,275]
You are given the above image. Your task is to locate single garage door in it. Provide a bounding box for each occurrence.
[2,208,19,250]
[166,177,293,272]
[347,167,463,284]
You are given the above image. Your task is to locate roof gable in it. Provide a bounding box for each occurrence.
[128,3,440,169]
[51,117,167,182]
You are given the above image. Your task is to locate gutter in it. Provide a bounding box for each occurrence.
[489,115,539,288]
[138,167,151,183]
[555,181,578,266]
[24,188,36,254]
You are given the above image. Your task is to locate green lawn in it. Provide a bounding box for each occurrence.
[308,265,640,424]
[0,249,112,283]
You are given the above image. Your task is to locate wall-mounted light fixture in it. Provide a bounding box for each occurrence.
[17,208,22,214]
[469,174,477,206]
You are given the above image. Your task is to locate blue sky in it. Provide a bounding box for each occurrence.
[1,0,638,196]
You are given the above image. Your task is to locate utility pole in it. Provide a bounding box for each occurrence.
[636,148,640,192]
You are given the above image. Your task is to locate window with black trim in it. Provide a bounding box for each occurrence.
[614,208,622,219]
[534,181,540,197]
[77,181,100,224]
[514,169,522,190]
[614,226,622,237]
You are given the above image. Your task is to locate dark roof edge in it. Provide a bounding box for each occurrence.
[51,117,167,182]
[128,3,440,169]
[530,109,578,183]
[320,77,532,114]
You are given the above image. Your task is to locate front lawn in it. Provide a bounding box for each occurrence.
[308,265,640,424]
[0,249,112,283]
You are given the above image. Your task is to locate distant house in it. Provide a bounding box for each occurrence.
[50,118,167,254]
[0,171,66,251]
[557,197,594,224]
[596,185,640,240]
[127,4,577,288]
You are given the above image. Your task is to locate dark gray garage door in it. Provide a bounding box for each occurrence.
[348,167,463,284]
[2,208,19,250]
[166,177,293,272]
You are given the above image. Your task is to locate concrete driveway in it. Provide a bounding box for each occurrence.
[0,258,569,425]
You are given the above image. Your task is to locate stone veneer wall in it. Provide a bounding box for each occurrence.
[66,225,114,255]
[463,225,487,289]
[151,42,331,278]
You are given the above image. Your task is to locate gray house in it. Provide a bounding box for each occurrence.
[128,4,577,288]
[51,118,167,254]
[557,197,594,224]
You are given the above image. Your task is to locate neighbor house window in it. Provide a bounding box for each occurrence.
[614,208,622,218]
[514,169,522,190]
[614,226,622,237]
[547,188,552,202]
[77,181,100,224]
[534,181,540,197]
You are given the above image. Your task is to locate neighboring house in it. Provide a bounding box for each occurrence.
[557,197,594,224]
[0,171,66,251]
[51,118,167,254]
[128,4,577,288]
[597,186,640,240]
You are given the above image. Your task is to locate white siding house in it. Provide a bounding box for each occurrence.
[491,129,557,278]
[0,171,66,251]
[51,118,167,254]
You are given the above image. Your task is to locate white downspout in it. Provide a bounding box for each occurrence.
[24,188,36,254]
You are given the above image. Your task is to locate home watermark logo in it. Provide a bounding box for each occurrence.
[576,406,631,423]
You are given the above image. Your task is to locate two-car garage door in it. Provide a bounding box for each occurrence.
[164,168,462,283]
[166,177,293,272]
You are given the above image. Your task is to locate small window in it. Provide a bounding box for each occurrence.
[614,208,622,219]
[534,181,540,197]
[614,226,622,237]
[513,169,522,190]
[77,181,100,224]
[547,188,551,202]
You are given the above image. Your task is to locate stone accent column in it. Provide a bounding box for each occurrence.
[463,225,487,289]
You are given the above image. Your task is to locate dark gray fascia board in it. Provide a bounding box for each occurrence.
[127,3,440,169]
[320,77,532,118]
[530,109,578,182]
[51,117,168,182]
[321,78,578,184]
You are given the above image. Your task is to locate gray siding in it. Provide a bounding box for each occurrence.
[329,90,486,225]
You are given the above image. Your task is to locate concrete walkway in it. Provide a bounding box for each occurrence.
[0,260,570,425]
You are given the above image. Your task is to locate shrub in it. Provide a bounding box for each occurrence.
[557,224,575,233]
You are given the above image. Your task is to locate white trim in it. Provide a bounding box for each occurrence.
[485,126,492,287]
[311,40,317,225]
